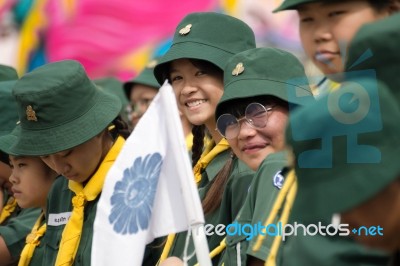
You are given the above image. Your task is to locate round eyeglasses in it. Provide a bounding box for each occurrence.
[216,102,274,139]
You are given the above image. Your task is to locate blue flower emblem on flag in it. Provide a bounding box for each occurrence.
[109,153,163,234]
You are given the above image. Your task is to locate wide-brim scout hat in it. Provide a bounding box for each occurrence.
[123,57,160,98]
[154,12,256,84]
[273,0,321,12]
[0,126,20,156]
[345,13,400,101]
[216,47,313,118]
[0,65,19,162]
[0,64,18,81]
[9,60,122,156]
[286,78,400,222]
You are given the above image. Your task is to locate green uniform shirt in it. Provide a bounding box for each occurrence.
[168,150,255,265]
[281,233,390,266]
[42,176,100,266]
[0,189,41,261]
[38,176,73,266]
[218,151,289,265]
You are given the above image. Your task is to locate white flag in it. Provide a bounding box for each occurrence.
[91,82,210,265]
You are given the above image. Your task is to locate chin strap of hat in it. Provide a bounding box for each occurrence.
[252,170,297,266]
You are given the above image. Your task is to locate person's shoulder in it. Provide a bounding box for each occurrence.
[259,150,289,170]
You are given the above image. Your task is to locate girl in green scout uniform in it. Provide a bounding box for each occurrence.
[0,64,41,266]
[213,47,312,266]
[153,12,256,265]
[285,79,400,266]
[123,57,193,149]
[274,0,398,97]
[8,59,129,266]
[0,128,59,266]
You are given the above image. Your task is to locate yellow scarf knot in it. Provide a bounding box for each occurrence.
[193,138,230,184]
[19,213,47,266]
[72,193,86,208]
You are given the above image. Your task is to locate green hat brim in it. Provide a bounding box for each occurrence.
[123,76,159,99]
[216,79,311,118]
[154,41,232,85]
[273,0,318,12]
[0,127,19,156]
[10,90,121,156]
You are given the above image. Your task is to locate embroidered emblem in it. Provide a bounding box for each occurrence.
[26,105,38,121]
[232,63,245,76]
[109,153,163,234]
[273,170,284,189]
[179,24,192,35]
[146,59,158,69]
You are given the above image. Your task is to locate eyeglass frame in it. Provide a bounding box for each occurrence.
[216,102,275,140]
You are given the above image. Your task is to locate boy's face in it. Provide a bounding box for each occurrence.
[297,0,389,75]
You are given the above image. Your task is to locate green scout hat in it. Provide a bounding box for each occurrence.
[123,58,160,98]
[286,79,400,222]
[153,12,256,84]
[273,0,321,12]
[0,65,19,161]
[216,47,313,118]
[0,64,18,81]
[9,60,122,156]
[345,13,400,101]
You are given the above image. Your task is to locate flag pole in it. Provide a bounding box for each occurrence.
[161,81,212,266]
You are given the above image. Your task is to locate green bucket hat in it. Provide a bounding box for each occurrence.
[123,57,160,99]
[286,78,400,222]
[216,47,313,118]
[345,13,400,102]
[0,126,20,156]
[273,0,321,12]
[0,64,18,81]
[9,60,122,156]
[154,12,256,84]
[0,65,19,161]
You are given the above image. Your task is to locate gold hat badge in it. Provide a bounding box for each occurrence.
[146,59,158,69]
[179,24,192,36]
[26,105,38,121]
[232,62,245,76]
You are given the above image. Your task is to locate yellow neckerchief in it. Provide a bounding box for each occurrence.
[193,138,230,184]
[158,138,230,264]
[185,133,194,151]
[311,78,340,98]
[18,212,46,266]
[252,170,297,266]
[0,196,18,223]
[55,136,125,266]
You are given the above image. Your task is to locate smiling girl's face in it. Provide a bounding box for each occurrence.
[169,59,224,134]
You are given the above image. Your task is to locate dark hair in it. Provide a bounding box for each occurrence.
[367,0,393,12]
[191,125,206,167]
[0,151,9,165]
[162,59,223,85]
[110,115,131,139]
[202,153,234,214]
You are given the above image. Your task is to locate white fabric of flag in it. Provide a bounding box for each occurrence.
[91,81,205,265]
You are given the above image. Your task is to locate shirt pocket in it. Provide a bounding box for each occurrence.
[42,225,64,265]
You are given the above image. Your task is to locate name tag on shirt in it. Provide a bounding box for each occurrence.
[48,212,72,226]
